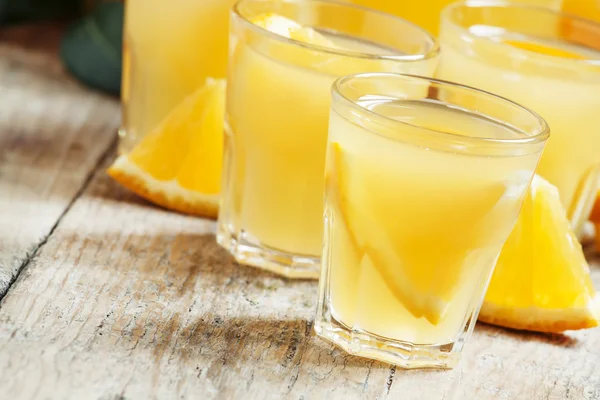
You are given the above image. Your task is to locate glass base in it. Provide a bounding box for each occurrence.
[314,314,461,369]
[216,223,321,279]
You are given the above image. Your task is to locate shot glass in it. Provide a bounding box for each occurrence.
[436,1,600,235]
[120,0,236,153]
[315,73,549,369]
[217,0,439,279]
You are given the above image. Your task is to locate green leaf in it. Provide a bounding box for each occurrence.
[60,1,123,95]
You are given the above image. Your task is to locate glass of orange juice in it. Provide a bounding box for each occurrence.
[217,0,439,279]
[436,2,600,235]
[562,1,600,219]
[348,0,562,36]
[315,73,549,368]
[120,0,236,153]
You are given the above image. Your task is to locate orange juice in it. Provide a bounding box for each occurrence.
[120,0,236,153]
[437,3,600,234]
[327,101,544,344]
[349,0,562,35]
[217,0,438,278]
[315,73,548,368]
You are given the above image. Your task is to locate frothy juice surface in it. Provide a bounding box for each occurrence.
[325,97,541,344]
[121,0,236,152]
[220,15,437,262]
[437,24,600,229]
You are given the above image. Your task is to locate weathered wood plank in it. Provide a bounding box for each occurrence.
[0,153,598,399]
[0,26,120,297]
[388,320,600,399]
[0,161,390,399]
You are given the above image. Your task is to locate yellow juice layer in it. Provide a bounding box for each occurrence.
[225,42,332,255]
[222,28,436,257]
[437,36,600,223]
[121,0,235,152]
[325,99,541,344]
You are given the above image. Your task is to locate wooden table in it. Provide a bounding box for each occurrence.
[0,24,599,400]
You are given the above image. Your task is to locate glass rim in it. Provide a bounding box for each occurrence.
[332,72,550,149]
[442,1,600,67]
[232,0,440,62]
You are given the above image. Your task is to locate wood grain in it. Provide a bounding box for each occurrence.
[0,155,598,400]
[0,27,120,298]
[0,162,390,399]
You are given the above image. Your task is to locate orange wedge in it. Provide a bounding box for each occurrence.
[591,188,600,248]
[592,189,600,223]
[481,175,599,332]
[505,39,587,59]
[108,78,226,217]
[330,143,449,325]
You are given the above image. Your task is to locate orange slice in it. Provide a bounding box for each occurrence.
[505,39,587,59]
[107,78,226,217]
[481,175,599,332]
[591,188,600,248]
[592,188,600,223]
[329,143,448,325]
